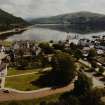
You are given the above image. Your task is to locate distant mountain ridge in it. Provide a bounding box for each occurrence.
[30,11,105,24]
[0,9,29,31]
[30,11,105,34]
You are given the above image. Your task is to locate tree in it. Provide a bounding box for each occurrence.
[98,67,104,75]
[66,96,80,105]
[51,51,76,86]
[91,60,97,69]
[70,43,77,50]
[74,49,83,60]
[40,54,49,67]
[53,43,64,51]
[39,42,54,54]
[74,73,93,95]
[40,101,47,105]
[88,48,97,60]
[80,88,105,105]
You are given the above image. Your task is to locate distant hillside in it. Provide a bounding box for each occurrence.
[30,11,105,33]
[30,11,105,24]
[0,9,29,31]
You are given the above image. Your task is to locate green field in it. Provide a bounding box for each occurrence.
[6,73,43,91]
[0,41,13,47]
[7,67,42,76]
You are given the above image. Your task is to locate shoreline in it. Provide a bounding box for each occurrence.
[0,27,29,40]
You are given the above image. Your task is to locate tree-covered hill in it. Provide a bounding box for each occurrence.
[0,9,29,31]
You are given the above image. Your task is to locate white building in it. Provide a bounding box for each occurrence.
[78,39,92,46]
[0,45,5,52]
[0,52,7,89]
[97,49,104,55]
[36,47,41,56]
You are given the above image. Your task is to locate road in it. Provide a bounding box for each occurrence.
[78,59,91,68]
[0,83,74,102]
[78,59,105,88]
[84,72,104,88]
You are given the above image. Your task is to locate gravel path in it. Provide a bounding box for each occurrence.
[0,83,74,102]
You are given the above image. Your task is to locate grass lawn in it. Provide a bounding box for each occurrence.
[1,41,13,47]
[7,67,42,76]
[5,73,43,91]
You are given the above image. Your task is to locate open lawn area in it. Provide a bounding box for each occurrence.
[5,73,43,91]
[7,67,42,76]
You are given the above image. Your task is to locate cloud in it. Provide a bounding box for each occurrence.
[0,0,105,18]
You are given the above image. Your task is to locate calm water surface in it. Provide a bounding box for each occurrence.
[6,27,105,43]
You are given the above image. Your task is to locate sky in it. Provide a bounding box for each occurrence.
[0,0,105,19]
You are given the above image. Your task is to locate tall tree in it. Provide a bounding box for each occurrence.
[74,73,93,95]
[74,49,83,60]
[88,48,97,60]
[51,51,76,86]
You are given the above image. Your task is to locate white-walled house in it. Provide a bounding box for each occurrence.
[0,52,7,89]
[78,39,92,47]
